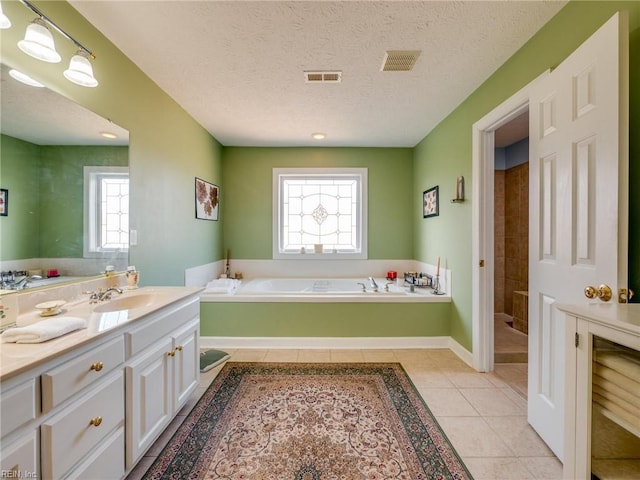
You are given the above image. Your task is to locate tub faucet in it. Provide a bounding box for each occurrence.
[368,277,379,292]
[9,274,42,290]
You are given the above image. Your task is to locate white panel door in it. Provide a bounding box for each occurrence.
[528,12,628,460]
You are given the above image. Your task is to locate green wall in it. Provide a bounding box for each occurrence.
[0,135,127,260]
[0,135,41,260]
[201,302,450,337]
[0,0,223,285]
[414,1,640,350]
[39,144,128,258]
[222,147,414,259]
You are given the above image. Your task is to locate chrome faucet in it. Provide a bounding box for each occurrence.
[368,277,379,292]
[8,274,42,290]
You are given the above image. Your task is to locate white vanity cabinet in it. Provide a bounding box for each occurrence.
[0,287,201,480]
[561,304,640,480]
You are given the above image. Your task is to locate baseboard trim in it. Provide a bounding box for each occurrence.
[200,336,474,368]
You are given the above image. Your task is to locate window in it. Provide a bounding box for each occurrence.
[84,166,129,256]
[273,168,367,259]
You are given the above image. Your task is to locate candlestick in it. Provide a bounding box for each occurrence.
[436,256,440,276]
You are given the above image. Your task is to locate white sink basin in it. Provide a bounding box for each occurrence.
[93,294,157,313]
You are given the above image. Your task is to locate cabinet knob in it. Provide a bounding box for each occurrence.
[175,345,183,352]
[89,416,102,427]
[167,350,176,357]
[584,284,612,302]
[90,361,104,372]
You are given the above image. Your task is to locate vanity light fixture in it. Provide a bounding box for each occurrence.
[100,131,118,139]
[17,17,61,63]
[0,2,11,29]
[64,50,98,87]
[311,132,326,140]
[9,68,44,87]
[13,0,98,87]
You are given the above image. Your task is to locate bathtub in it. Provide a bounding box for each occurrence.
[199,276,451,342]
[200,277,449,303]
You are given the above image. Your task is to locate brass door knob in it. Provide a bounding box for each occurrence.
[584,284,612,302]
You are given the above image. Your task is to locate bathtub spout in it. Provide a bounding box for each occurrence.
[368,277,379,292]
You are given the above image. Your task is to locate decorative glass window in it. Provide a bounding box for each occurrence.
[84,166,129,256]
[273,168,367,259]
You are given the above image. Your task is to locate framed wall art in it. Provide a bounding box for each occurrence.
[423,185,439,218]
[195,177,219,221]
[0,189,7,216]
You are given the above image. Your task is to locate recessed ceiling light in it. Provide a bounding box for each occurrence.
[100,131,118,139]
[312,133,326,140]
[9,69,44,87]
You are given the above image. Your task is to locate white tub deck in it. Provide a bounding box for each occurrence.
[200,277,450,303]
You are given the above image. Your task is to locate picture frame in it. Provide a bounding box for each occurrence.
[195,177,219,221]
[0,189,7,217]
[423,185,439,218]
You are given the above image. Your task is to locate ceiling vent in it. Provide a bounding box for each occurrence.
[304,71,342,83]
[381,50,421,72]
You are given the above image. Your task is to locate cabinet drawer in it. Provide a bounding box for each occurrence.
[66,427,124,480]
[41,371,124,480]
[0,429,38,478]
[126,297,198,356]
[0,379,37,436]
[42,336,125,411]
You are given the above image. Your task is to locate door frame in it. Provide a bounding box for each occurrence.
[471,72,548,372]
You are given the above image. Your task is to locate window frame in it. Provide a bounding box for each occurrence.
[272,167,368,259]
[83,166,129,258]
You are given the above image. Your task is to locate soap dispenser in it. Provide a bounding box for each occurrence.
[126,266,139,289]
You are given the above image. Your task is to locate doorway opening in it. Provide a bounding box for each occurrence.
[492,112,529,398]
[471,76,539,377]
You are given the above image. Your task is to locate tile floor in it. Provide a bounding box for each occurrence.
[494,313,528,364]
[126,348,562,480]
[494,313,529,398]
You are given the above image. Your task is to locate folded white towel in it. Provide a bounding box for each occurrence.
[1,317,87,344]
[205,278,241,294]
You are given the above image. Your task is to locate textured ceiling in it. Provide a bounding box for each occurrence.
[0,64,129,146]
[69,1,565,147]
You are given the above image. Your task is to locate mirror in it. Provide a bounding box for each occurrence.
[0,63,130,291]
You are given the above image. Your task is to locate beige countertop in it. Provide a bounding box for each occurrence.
[0,286,203,381]
[557,303,640,338]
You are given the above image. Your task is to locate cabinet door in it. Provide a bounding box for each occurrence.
[126,337,173,468]
[173,318,200,410]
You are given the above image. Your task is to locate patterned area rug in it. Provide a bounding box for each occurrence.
[142,363,473,479]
